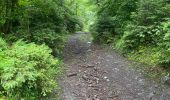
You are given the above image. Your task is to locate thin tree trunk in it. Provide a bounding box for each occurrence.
[1,0,12,34]
[1,0,18,34]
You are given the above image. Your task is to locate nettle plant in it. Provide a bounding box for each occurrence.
[0,39,62,99]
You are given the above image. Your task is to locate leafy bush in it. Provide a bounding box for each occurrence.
[0,40,62,99]
[66,15,83,33]
[159,48,170,67]
[0,37,7,51]
[92,31,114,44]
[2,28,67,56]
[158,21,170,67]
[32,28,66,55]
[95,16,115,33]
[120,24,163,51]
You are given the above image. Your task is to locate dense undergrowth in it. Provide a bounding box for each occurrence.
[0,38,62,99]
[0,0,83,99]
[91,0,170,78]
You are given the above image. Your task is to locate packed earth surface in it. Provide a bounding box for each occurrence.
[59,32,170,100]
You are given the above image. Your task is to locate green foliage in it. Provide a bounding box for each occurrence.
[92,0,170,69]
[158,21,170,67]
[0,40,62,99]
[120,24,163,50]
[127,46,168,81]
[95,16,115,33]
[66,0,97,31]
[2,29,67,56]
[127,46,160,65]
[0,37,7,51]
[92,0,138,43]
[0,0,83,52]
[131,0,164,25]
[0,0,86,99]
[92,31,114,44]
[31,28,66,55]
[65,15,83,33]
[0,0,85,56]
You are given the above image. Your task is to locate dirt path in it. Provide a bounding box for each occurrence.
[60,32,170,100]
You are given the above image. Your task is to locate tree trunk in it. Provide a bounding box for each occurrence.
[0,0,18,34]
[0,0,12,34]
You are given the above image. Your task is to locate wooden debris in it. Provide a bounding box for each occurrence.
[67,73,77,77]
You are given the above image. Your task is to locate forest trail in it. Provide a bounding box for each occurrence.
[60,32,170,100]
